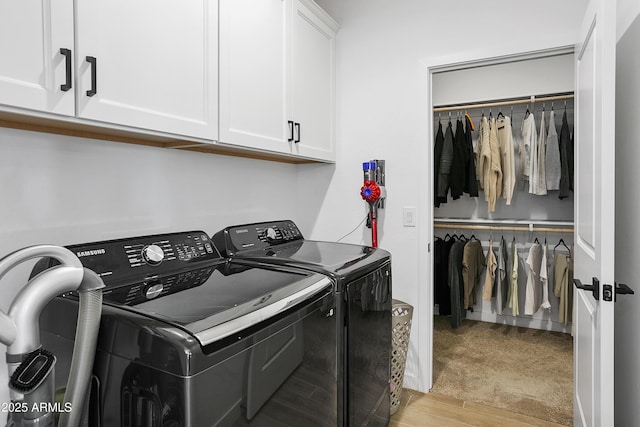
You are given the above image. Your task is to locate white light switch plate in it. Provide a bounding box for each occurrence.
[403,207,417,227]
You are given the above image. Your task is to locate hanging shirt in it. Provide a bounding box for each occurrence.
[497,115,516,204]
[539,243,551,311]
[533,111,548,195]
[524,242,543,315]
[521,113,537,192]
[545,110,561,190]
[434,121,445,207]
[482,240,497,301]
[462,240,485,310]
[495,237,509,315]
[486,118,503,212]
[507,238,519,316]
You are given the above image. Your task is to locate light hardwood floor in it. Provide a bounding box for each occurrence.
[390,389,569,427]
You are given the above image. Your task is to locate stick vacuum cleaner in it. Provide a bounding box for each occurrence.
[0,246,104,427]
[360,160,386,248]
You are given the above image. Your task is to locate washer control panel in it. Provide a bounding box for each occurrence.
[212,220,303,257]
[103,265,216,305]
[65,231,220,287]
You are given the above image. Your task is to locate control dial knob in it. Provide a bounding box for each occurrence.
[142,244,165,266]
[265,227,278,242]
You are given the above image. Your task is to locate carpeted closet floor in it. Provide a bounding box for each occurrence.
[431,316,573,426]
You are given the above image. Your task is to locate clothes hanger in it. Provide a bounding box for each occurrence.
[525,104,531,119]
[534,237,540,244]
[464,111,475,131]
[553,237,571,254]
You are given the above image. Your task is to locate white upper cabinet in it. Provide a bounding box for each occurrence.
[75,0,218,139]
[218,0,290,153]
[0,0,335,162]
[291,0,337,161]
[219,0,338,161]
[0,0,75,116]
[0,0,217,140]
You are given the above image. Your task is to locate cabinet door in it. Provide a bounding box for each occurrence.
[219,0,291,153]
[291,0,336,161]
[0,0,75,115]
[75,0,217,139]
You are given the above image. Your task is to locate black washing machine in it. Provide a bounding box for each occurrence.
[212,220,392,427]
[34,230,338,426]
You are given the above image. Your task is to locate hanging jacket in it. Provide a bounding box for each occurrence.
[482,240,497,301]
[497,115,516,204]
[486,118,503,212]
[464,116,479,197]
[524,242,543,315]
[539,243,551,311]
[558,110,571,199]
[476,116,490,190]
[437,121,455,203]
[495,237,509,315]
[507,238,519,316]
[434,121,445,207]
[434,237,453,315]
[449,240,467,329]
[450,119,467,200]
[545,110,561,190]
[533,111,548,195]
[462,239,485,310]
[522,112,537,191]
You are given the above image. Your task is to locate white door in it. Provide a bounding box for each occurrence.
[573,0,617,426]
[75,0,217,139]
[0,0,74,115]
[218,0,291,153]
[291,0,336,161]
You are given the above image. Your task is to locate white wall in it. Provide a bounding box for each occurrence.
[0,127,300,414]
[309,0,587,392]
[614,2,640,424]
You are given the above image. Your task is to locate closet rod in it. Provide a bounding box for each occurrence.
[434,224,574,234]
[434,218,573,227]
[433,92,574,113]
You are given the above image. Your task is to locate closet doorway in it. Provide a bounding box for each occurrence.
[427,47,575,426]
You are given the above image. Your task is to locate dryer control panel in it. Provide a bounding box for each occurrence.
[34,231,221,289]
[212,220,303,257]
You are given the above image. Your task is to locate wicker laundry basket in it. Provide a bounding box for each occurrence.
[390,299,414,415]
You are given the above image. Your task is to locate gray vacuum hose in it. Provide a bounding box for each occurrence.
[58,269,104,427]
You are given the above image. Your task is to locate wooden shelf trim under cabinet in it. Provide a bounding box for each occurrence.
[0,112,320,164]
